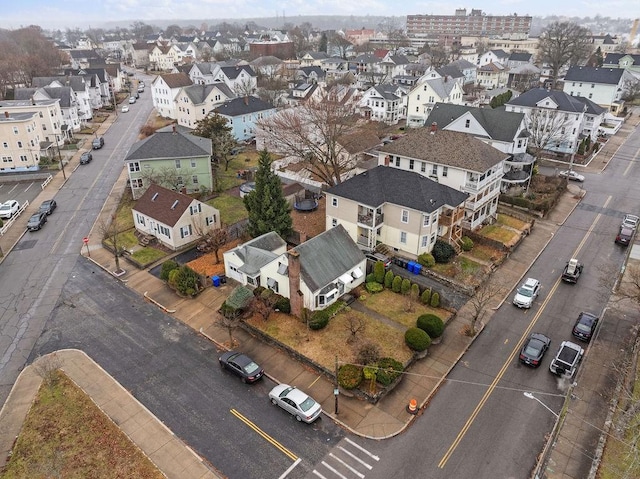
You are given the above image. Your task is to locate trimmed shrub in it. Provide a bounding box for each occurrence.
[391,275,402,293]
[421,289,432,305]
[417,252,435,268]
[404,327,432,352]
[260,288,274,301]
[365,281,384,294]
[160,260,179,281]
[356,342,382,366]
[417,314,445,338]
[376,357,404,386]
[373,261,386,284]
[273,295,291,314]
[460,236,474,252]
[253,286,266,297]
[384,270,394,289]
[170,265,200,296]
[432,240,456,263]
[401,278,411,295]
[430,292,440,308]
[309,309,330,330]
[337,364,363,390]
[411,283,420,298]
[366,273,376,283]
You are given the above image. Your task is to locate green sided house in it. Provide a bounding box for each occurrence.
[125,124,213,199]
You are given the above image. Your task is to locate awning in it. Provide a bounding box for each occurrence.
[351,267,363,279]
[325,288,338,298]
[339,273,353,284]
[267,278,277,288]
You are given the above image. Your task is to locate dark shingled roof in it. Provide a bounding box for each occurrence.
[506,88,587,113]
[181,83,234,105]
[220,65,256,80]
[158,72,193,88]
[604,53,640,65]
[133,183,194,227]
[293,225,365,293]
[563,66,625,84]
[125,126,212,162]
[326,165,468,214]
[379,129,508,173]
[425,102,525,143]
[213,96,274,117]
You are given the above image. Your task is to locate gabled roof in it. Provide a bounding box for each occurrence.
[14,87,73,107]
[298,66,325,77]
[352,54,380,64]
[425,102,525,143]
[369,84,404,100]
[418,77,459,99]
[508,63,541,75]
[478,62,506,72]
[303,51,329,60]
[564,66,625,84]
[506,88,587,113]
[227,232,286,276]
[133,183,195,227]
[213,96,274,117]
[220,65,256,80]
[449,59,476,71]
[125,125,212,161]
[326,165,468,215]
[573,96,607,115]
[293,225,365,293]
[181,83,234,105]
[157,73,192,89]
[604,53,640,65]
[436,65,465,81]
[379,129,508,173]
[508,52,532,62]
[488,49,509,59]
[339,130,382,154]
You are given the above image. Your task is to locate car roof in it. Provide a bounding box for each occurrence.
[578,312,598,324]
[284,387,310,404]
[523,278,539,287]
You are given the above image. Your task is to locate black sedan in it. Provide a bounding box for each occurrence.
[38,199,57,215]
[219,351,264,383]
[519,333,551,367]
[27,212,47,231]
[572,312,599,342]
[80,151,93,164]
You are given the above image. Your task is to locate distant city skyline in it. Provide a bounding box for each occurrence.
[2,0,639,31]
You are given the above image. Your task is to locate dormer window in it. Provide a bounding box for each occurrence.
[171,200,179,209]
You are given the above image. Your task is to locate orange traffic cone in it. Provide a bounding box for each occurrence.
[407,398,418,414]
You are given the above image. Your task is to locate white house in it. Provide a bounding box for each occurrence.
[152,72,193,119]
[563,66,636,114]
[359,84,408,124]
[175,83,236,129]
[405,75,465,128]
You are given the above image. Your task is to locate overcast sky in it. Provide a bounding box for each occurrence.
[2,0,639,31]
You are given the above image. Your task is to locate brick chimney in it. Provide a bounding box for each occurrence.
[4,111,8,118]
[430,122,438,134]
[172,123,177,134]
[287,249,303,318]
[244,96,249,105]
[384,155,390,166]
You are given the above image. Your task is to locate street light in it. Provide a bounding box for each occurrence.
[523,392,559,418]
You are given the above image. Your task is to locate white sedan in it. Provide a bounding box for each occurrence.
[558,170,585,182]
[268,384,322,423]
[121,105,129,113]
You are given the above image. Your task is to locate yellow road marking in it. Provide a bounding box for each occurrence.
[437,198,609,469]
[230,409,298,461]
[308,375,322,389]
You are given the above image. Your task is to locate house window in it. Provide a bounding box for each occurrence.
[409,159,414,170]
[430,234,436,244]
[17,141,22,148]
[420,162,426,173]
[132,178,143,188]
[591,84,594,88]
[588,93,592,99]
[332,218,338,227]
[190,204,202,215]
[180,225,193,238]
[192,175,198,184]
[423,215,430,226]
[400,231,407,244]
[517,139,523,148]
[191,159,196,168]
[158,225,171,238]
[421,236,428,247]
[136,214,146,226]
[401,210,409,223]
[128,162,140,172]
[432,165,437,176]
[442,166,448,177]
[175,159,181,168]
[267,277,279,293]
[465,119,470,128]
[12,127,18,134]
[205,215,217,226]
[331,197,338,207]
[395,157,400,167]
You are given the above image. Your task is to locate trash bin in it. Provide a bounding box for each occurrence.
[407,261,416,273]
[219,274,227,284]
[212,275,220,287]
[413,263,422,275]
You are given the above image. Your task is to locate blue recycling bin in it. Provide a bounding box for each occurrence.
[212,275,220,287]
[413,263,422,275]
[407,261,416,273]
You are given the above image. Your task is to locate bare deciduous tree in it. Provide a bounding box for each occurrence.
[99,213,126,274]
[251,296,273,321]
[194,224,229,264]
[345,315,366,344]
[138,165,194,191]
[218,309,242,347]
[538,22,593,90]
[33,354,62,389]
[525,108,574,157]
[467,281,503,336]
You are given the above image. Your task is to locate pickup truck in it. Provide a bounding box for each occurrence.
[549,341,584,378]
[561,258,583,283]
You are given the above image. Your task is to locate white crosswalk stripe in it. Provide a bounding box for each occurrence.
[309,438,380,479]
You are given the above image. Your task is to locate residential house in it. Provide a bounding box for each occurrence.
[507,63,541,92]
[300,51,329,67]
[149,43,182,71]
[602,53,640,74]
[249,56,284,79]
[405,75,465,128]
[425,103,533,192]
[574,96,607,140]
[379,52,412,81]
[132,183,220,251]
[563,66,636,113]
[0,110,43,171]
[345,29,376,45]
[325,165,468,256]
[67,49,102,69]
[476,62,509,90]
[478,49,510,67]
[65,68,111,108]
[215,65,258,94]
[321,56,350,83]
[124,125,213,199]
[285,82,320,106]
[350,54,385,88]
[129,42,152,68]
[223,226,366,315]
[175,83,235,129]
[152,72,193,119]
[506,52,533,69]
[592,34,621,55]
[445,59,477,85]
[505,88,588,158]
[359,84,408,124]
[14,86,82,132]
[212,96,276,141]
[296,66,326,84]
[32,76,94,122]
[378,128,509,230]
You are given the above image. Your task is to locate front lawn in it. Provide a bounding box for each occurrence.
[130,247,167,265]
[477,223,520,244]
[209,194,248,225]
[361,290,451,329]
[216,150,262,191]
[430,256,486,285]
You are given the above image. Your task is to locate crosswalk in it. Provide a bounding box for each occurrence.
[310,438,380,479]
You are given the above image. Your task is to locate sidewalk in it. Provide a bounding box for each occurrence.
[0,110,638,478]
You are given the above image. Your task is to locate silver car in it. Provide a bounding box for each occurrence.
[269,384,322,423]
[513,278,540,309]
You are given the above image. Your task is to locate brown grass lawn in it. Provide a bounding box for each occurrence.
[430,256,488,287]
[467,243,506,263]
[2,371,164,479]
[496,213,529,230]
[186,239,241,277]
[246,309,413,369]
[477,223,520,244]
[361,290,452,329]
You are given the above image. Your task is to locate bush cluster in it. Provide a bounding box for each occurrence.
[365,281,384,294]
[430,292,440,308]
[160,260,179,281]
[376,357,404,386]
[417,252,435,268]
[309,309,330,330]
[338,364,363,389]
[356,342,381,366]
[168,265,200,296]
[420,289,431,305]
[460,236,474,252]
[404,327,432,352]
[417,314,444,338]
[432,240,456,263]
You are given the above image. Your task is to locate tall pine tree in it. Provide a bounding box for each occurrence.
[244,150,293,239]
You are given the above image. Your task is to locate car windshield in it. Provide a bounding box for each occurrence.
[0,205,9,211]
[576,322,592,333]
[242,361,260,375]
[299,397,317,412]
[517,286,533,297]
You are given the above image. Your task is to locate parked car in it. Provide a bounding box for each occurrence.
[27,212,47,231]
[512,277,540,309]
[80,151,93,164]
[615,226,634,246]
[572,312,599,342]
[622,214,639,230]
[0,200,20,219]
[365,252,392,269]
[519,333,551,367]
[219,351,264,383]
[129,96,136,104]
[269,384,322,423]
[558,170,585,182]
[561,258,583,283]
[549,341,584,377]
[38,199,57,215]
[137,85,144,93]
[121,105,130,113]
[92,136,104,149]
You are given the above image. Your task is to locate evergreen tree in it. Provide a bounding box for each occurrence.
[244,150,293,239]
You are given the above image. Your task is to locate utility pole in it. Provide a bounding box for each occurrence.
[334,355,339,415]
[55,135,66,180]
